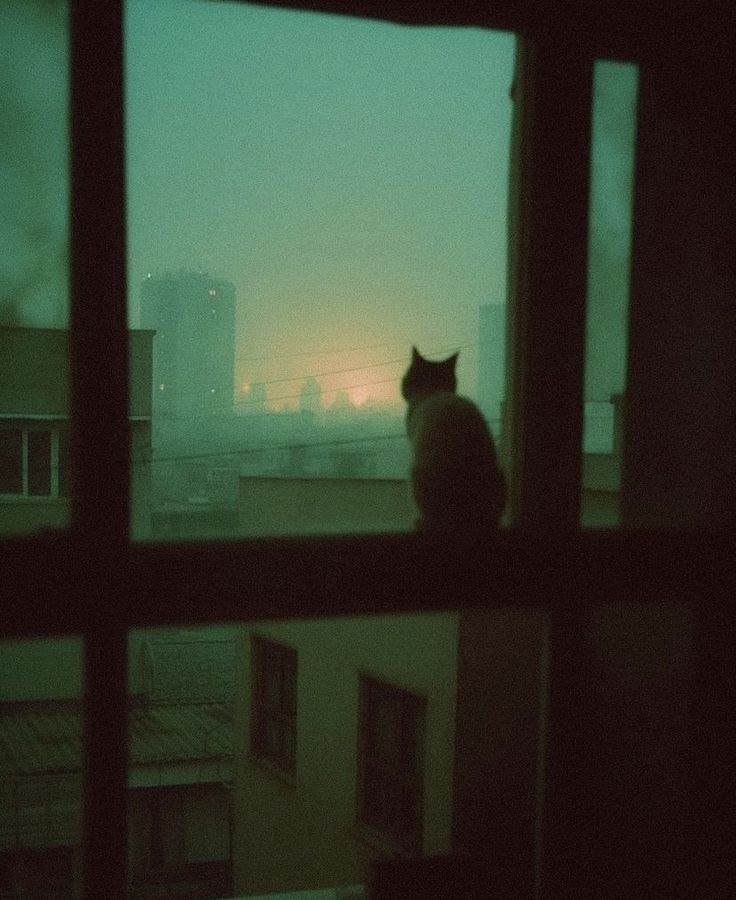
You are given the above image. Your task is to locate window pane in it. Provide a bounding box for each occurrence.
[0,0,70,534]
[581,60,639,527]
[0,636,83,897]
[57,427,70,498]
[229,611,546,896]
[125,609,546,897]
[27,430,51,496]
[0,430,22,494]
[125,1,514,540]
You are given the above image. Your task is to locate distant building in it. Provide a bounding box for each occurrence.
[0,328,236,897]
[299,377,322,416]
[0,325,153,539]
[0,629,236,899]
[140,271,236,419]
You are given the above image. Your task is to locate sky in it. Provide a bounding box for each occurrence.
[124,1,516,408]
[0,0,68,328]
[0,1,636,414]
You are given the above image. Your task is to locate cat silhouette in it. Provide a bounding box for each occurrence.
[401,346,506,533]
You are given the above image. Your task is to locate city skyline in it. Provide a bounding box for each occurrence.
[124,1,516,408]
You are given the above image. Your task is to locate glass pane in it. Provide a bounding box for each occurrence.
[0,636,83,898]
[581,60,639,527]
[125,1,514,540]
[232,610,544,897]
[125,609,546,898]
[27,430,52,496]
[0,0,70,535]
[0,430,22,494]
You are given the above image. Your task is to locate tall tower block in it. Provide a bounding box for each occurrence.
[140,272,236,418]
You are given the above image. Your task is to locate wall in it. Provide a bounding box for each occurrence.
[239,476,414,537]
[0,636,81,700]
[0,496,70,537]
[232,613,459,895]
[452,609,546,897]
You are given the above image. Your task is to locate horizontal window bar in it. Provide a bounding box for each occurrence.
[1,530,732,638]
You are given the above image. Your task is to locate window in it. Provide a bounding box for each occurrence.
[357,676,425,854]
[580,60,639,527]
[125,1,514,541]
[251,636,297,776]
[2,2,732,898]
[0,426,70,498]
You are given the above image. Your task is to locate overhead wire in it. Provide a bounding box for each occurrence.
[153,343,474,419]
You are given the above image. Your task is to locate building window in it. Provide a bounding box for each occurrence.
[357,676,425,854]
[0,427,70,499]
[250,636,297,776]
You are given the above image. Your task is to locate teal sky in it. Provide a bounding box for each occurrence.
[124,1,515,407]
[1,2,635,412]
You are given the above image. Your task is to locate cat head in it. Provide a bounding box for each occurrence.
[401,346,458,402]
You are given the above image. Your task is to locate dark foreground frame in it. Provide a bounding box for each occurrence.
[2,1,734,896]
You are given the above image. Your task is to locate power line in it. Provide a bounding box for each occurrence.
[153,343,473,419]
[133,431,409,467]
[232,339,411,364]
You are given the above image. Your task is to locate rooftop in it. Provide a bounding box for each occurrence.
[0,699,233,778]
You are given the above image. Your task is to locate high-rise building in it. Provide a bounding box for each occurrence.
[140,271,236,418]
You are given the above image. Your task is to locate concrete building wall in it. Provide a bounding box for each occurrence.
[453,608,547,898]
[0,637,82,701]
[232,613,459,895]
[239,476,415,536]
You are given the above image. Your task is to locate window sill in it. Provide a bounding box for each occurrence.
[0,495,68,503]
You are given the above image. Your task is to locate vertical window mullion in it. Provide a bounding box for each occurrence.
[70,2,129,899]
[508,35,594,898]
[507,36,592,529]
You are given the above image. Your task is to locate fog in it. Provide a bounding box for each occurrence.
[0,0,68,327]
[0,2,638,534]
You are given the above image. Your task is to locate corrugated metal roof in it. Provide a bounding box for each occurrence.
[0,700,233,778]
[129,702,232,766]
[144,637,235,704]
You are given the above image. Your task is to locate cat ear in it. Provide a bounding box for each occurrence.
[444,351,459,371]
[411,346,422,362]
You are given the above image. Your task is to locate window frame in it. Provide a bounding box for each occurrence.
[250,635,298,777]
[357,674,426,854]
[0,1,731,898]
[0,424,69,500]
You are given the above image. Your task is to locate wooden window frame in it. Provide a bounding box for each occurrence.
[1,1,732,897]
[250,636,298,776]
[357,675,426,854]
[0,425,68,499]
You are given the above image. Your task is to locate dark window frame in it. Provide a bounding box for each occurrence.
[0,1,731,897]
[0,425,69,499]
[357,675,426,854]
[250,635,298,776]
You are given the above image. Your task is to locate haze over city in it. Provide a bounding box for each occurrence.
[124,1,515,409]
[2,0,636,417]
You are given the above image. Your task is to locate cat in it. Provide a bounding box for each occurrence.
[401,346,506,533]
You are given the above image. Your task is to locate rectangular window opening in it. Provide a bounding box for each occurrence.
[581,59,639,527]
[250,635,298,777]
[358,675,426,855]
[125,0,515,541]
